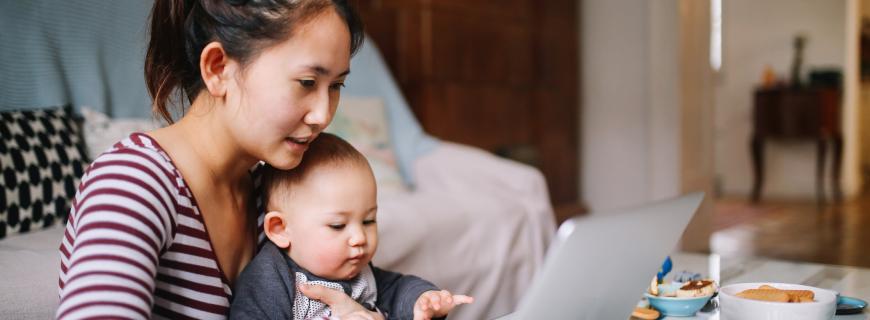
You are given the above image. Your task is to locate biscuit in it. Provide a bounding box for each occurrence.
[631,307,660,320]
[648,276,659,296]
[735,289,791,302]
[784,290,814,302]
[746,285,815,303]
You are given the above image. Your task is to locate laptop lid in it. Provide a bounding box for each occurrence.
[506,192,704,319]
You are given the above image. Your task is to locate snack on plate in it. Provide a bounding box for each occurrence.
[631,307,660,320]
[736,285,816,303]
[648,276,659,296]
[676,280,716,298]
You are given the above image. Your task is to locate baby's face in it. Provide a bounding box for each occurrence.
[280,163,378,280]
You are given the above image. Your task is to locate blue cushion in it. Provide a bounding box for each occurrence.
[343,39,439,187]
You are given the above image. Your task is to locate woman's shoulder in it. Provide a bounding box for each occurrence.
[82,132,182,190]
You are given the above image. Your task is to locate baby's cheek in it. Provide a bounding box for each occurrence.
[314,245,345,269]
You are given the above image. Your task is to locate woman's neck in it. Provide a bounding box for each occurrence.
[154,97,257,188]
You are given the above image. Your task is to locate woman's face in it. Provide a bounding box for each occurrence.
[224,8,351,169]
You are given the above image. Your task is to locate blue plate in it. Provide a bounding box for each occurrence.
[837,295,867,315]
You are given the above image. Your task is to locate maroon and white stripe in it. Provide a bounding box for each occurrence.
[57,133,253,319]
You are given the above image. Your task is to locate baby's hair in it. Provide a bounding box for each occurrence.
[261,133,371,207]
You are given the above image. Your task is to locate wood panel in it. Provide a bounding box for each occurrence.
[354,0,580,204]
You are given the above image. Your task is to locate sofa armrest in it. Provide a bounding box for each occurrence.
[413,141,557,248]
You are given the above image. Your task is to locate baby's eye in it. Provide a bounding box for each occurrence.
[329,82,345,91]
[299,79,316,88]
[363,219,377,225]
[328,224,345,230]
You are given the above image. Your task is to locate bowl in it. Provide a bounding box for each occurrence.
[644,282,714,317]
[719,283,837,320]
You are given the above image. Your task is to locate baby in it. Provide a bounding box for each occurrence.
[230,133,472,320]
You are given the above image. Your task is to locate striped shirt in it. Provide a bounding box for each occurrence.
[57,132,263,319]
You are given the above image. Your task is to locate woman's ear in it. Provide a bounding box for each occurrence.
[264,211,292,248]
[199,41,234,98]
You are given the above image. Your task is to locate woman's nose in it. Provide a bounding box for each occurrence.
[303,90,331,129]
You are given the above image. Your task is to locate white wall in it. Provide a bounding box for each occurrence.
[579,0,686,210]
[580,0,653,211]
[714,0,848,199]
[579,0,714,251]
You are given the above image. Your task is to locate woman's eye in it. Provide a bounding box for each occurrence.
[329,224,345,230]
[363,219,376,225]
[329,82,345,91]
[299,79,316,88]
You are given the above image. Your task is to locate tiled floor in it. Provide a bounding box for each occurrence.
[711,196,870,268]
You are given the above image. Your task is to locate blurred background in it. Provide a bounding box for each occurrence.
[4,0,870,318]
[354,0,869,269]
[1,0,868,306]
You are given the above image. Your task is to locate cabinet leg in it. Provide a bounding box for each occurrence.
[751,135,764,202]
[832,133,844,202]
[817,139,827,206]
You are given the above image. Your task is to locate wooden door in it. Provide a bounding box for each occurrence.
[354,0,580,205]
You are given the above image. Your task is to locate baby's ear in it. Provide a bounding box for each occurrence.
[264,211,291,248]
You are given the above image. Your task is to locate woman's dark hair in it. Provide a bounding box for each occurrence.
[145,0,364,124]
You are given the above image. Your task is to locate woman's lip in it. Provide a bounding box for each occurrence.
[285,138,309,152]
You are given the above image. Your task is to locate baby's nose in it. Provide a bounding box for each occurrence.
[348,231,366,246]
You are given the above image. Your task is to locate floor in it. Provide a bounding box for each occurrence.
[710,195,870,268]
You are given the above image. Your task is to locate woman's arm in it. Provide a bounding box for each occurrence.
[56,148,176,319]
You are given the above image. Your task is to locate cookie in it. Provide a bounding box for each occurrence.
[736,289,791,303]
[631,307,660,320]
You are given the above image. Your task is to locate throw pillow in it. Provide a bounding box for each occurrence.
[0,106,88,238]
[326,97,406,193]
[80,107,162,160]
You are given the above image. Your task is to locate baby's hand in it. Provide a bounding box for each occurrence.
[413,290,473,320]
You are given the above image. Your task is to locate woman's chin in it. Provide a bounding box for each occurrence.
[267,155,303,170]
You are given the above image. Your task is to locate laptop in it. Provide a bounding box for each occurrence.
[496,192,704,319]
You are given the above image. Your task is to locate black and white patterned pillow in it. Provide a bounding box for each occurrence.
[0,106,88,239]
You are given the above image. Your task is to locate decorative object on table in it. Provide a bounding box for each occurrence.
[719,283,837,320]
[790,34,806,88]
[761,64,779,89]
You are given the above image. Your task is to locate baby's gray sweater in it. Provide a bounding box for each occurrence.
[229,241,439,320]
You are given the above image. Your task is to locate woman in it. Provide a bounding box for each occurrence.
[56,0,378,318]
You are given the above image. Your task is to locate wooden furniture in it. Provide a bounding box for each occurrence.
[352,0,580,205]
[750,87,843,203]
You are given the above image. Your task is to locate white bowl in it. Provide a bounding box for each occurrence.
[719,283,837,320]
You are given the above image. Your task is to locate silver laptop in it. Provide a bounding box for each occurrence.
[496,192,704,319]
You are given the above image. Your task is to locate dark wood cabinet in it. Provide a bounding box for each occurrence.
[354,0,580,204]
[750,87,843,203]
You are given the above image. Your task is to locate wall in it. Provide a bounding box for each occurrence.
[580,0,653,211]
[579,0,712,208]
[714,0,848,199]
[580,0,714,251]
